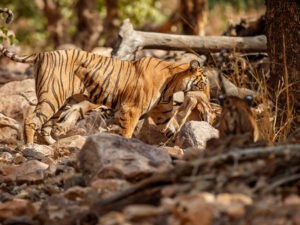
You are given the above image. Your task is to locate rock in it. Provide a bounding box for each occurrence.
[0,160,49,183]
[0,198,36,220]
[75,110,111,135]
[135,117,168,145]
[124,204,164,221]
[13,153,26,164]
[53,135,87,158]
[0,151,13,163]
[0,113,21,144]
[53,135,87,150]
[20,144,56,160]
[160,146,184,159]
[163,193,213,225]
[90,178,130,198]
[175,121,219,150]
[0,79,35,122]
[215,193,253,219]
[37,195,90,225]
[284,194,300,205]
[78,133,173,184]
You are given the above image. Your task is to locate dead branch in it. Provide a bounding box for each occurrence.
[114,19,267,60]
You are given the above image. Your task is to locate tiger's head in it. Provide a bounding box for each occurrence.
[218,94,259,142]
[180,60,210,98]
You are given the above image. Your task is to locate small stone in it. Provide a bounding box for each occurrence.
[0,152,13,163]
[160,146,184,159]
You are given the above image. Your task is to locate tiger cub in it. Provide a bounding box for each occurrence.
[217,73,259,142]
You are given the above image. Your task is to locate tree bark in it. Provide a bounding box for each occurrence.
[265,0,300,138]
[72,0,103,50]
[180,0,208,36]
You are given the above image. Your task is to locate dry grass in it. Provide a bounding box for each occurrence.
[224,47,295,144]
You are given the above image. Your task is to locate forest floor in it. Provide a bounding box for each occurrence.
[0,46,299,225]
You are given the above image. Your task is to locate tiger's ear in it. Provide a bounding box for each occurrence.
[189,60,200,72]
[244,95,254,107]
[218,94,226,106]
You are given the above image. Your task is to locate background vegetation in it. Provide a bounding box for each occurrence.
[0,0,264,50]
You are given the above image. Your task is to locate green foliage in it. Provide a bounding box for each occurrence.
[0,0,46,48]
[208,0,265,10]
[118,0,167,26]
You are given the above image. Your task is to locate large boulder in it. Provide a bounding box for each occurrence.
[78,133,173,184]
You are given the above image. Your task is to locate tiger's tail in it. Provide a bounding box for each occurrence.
[0,8,37,63]
[0,45,37,63]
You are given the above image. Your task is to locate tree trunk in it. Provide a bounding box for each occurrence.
[72,0,103,50]
[265,0,300,139]
[34,0,67,47]
[104,0,119,47]
[180,0,207,35]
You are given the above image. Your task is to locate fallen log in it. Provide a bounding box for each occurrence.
[114,19,267,60]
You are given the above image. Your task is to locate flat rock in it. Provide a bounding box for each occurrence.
[78,133,173,184]
[20,144,55,160]
[0,159,49,183]
[175,121,219,150]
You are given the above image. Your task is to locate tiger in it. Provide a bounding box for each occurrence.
[217,71,259,142]
[0,46,208,144]
[0,8,210,144]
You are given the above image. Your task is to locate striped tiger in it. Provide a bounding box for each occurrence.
[0,8,209,144]
[217,72,259,142]
[0,46,209,144]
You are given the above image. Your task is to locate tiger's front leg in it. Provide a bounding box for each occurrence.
[114,105,142,138]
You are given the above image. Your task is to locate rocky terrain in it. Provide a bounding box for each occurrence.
[0,51,299,225]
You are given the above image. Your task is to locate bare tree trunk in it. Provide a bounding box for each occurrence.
[34,0,67,47]
[265,0,300,139]
[180,0,207,35]
[104,0,119,47]
[72,0,103,50]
